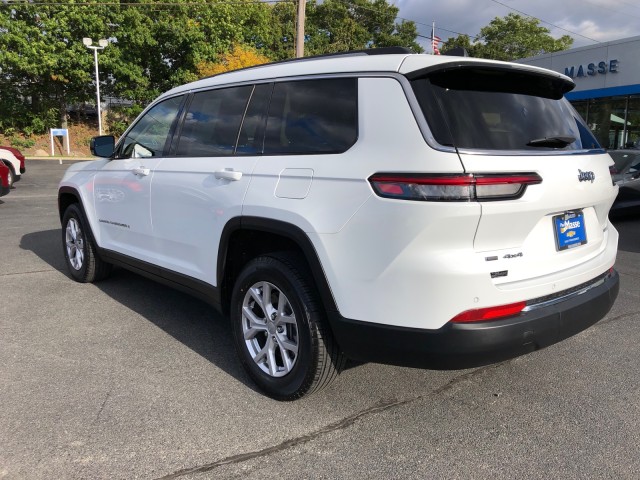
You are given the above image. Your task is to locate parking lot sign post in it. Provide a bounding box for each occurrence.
[50,128,70,164]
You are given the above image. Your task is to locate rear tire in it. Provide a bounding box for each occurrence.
[62,203,112,283]
[230,254,344,400]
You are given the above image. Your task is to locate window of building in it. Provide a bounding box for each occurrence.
[175,86,253,157]
[624,95,640,149]
[587,96,627,149]
[263,78,358,155]
[572,101,588,122]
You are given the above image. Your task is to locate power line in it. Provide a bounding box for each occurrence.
[612,0,640,10]
[579,0,640,21]
[488,0,600,43]
[334,0,474,39]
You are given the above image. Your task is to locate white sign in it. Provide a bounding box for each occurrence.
[50,128,70,162]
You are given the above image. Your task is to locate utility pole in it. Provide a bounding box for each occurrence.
[296,0,306,58]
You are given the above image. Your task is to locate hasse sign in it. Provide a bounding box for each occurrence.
[564,60,619,79]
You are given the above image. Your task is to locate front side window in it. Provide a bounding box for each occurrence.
[264,78,358,155]
[411,67,601,152]
[175,86,253,157]
[118,96,184,158]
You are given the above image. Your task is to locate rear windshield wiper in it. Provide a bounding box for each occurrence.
[526,135,576,148]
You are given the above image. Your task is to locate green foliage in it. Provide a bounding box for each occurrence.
[306,0,423,55]
[0,0,422,136]
[196,43,271,77]
[0,1,111,132]
[442,13,573,61]
[9,135,36,150]
[441,34,475,55]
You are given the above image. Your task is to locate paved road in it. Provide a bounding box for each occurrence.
[1,161,639,479]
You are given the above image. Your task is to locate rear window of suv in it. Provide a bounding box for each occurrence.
[264,78,357,155]
[411,67,600,152]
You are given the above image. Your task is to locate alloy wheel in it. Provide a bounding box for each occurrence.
[241,281,299,377]
[65,217,85,270]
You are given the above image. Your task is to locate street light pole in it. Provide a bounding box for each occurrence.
[83,38,108,135]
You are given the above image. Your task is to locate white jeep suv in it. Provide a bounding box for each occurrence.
[58,48,620,400]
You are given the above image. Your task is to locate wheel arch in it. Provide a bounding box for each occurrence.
[1,158,16,174]
[218,217,339,318]
[58,186,82,223]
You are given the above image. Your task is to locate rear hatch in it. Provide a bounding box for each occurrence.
[408,62,617,285]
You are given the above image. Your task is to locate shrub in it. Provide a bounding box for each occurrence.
[10,136,36,149]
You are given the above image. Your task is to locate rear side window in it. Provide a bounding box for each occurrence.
[411,67,601,151]
[175,86,253,157]
[264,78,357,155]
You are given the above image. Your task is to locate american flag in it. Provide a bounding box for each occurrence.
[432,24,441,55]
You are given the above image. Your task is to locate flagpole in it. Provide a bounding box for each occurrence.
[432,21,436,55]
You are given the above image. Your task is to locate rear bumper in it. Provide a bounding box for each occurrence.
[329,269,619,369]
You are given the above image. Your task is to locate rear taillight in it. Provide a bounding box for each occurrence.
[450,301,526,323]
[368,173,542,202]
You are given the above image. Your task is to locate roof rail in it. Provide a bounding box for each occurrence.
[306,46,414,59]
[203,47,415,80]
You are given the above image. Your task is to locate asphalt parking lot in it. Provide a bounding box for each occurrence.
[1,160,639,479]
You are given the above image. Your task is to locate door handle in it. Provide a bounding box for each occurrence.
[214,170,242,181]
[132,166,150,176]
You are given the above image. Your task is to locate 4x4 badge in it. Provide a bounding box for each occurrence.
[578,169,595,182]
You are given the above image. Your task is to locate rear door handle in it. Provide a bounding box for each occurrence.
[132,166,150,176]
[214,170,242,181]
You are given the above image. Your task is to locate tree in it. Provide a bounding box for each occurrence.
[0,0,423,135]
[306,0,423,55]
[441,34,477,57]
[442,13,573,61]
[117,0,275,97]
[0,0,275,132]
[196,43,271,77]
[0,2,113,132]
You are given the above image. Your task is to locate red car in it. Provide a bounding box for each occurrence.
[0,146,26,187]
[0,161,10,196]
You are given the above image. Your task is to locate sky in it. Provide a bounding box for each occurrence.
[390,0,640,50]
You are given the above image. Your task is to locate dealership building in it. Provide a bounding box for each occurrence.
[519,35,640,149]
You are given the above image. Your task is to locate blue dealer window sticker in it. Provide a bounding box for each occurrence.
[553,211,587,251]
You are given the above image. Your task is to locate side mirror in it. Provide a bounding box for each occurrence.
[90,135,116,157]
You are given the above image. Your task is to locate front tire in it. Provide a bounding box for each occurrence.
[62,203,112,283]
[230,254,344,400]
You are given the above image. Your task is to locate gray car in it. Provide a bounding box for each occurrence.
[609,150,640,214]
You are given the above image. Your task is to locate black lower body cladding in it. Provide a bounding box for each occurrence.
[329,270,620,369]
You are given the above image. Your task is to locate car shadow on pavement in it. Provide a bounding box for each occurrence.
[20,228,68,272]
[20,229,261,393]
